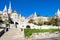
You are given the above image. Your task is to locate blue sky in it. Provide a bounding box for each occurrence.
[0,0,60,18]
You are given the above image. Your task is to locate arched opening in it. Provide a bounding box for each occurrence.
[15,22,18,25]
[14,22,18,28]
[26,25,30,28]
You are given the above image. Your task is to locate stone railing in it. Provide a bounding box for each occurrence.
[0,29,5,37]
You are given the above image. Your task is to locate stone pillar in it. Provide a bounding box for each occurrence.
[4,24,7,32]
[19,20,20,25]
[4,27,7,32]
[14,21,16,28]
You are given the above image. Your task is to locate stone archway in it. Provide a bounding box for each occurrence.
[15,22,18,28]
[26,25,30,28]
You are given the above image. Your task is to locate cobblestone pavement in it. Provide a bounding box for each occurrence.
[0,28,25,40]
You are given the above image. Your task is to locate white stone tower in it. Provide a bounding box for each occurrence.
[56,9,60,18]
[3,5,7,12]
[56,9,60,26]
[34,12,37,17]
[3,5,8,21]
[8,1,12,15]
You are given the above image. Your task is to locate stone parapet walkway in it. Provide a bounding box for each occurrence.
[26,32,60,40]
[0,28,25,40]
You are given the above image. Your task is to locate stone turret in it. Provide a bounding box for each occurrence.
[8,2,12,16]
[56,9,60,18]
[2,5,8,21]
[57,9,59,13]
[3,5,7,12]
[34,12,37,17]
[56,9,60,26]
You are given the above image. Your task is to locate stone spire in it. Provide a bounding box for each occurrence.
[35,12,36,15]
[3,5,9,21]
[56,9,60,17]
[34,12,37,17]
[57,9,60,13]
[8,1,12,14]
[9,1,11,9]
[20,14,21,17]
[3,5,7,11]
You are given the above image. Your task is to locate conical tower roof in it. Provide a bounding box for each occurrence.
[34,12,36,15]
[3,5,7,11]
[8,1,12,14]
[14,9,17,13]
[9,1,11,9]
[34,11,37,17]
[56,9,60,17]
[57,9,60,13]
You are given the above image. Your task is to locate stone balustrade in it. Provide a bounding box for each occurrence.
[0,29,5,37]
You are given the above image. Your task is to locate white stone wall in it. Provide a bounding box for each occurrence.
[1,24,60,29]
[17,23,60,29]
[11,12,19,23]
[10,24,15,28]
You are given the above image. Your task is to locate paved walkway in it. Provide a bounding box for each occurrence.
[0,28,25,40]
[27,32,60,40]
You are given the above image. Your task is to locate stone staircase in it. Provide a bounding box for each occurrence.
[0,28,25,40]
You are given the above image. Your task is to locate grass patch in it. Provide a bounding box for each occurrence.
[24,29,60,37]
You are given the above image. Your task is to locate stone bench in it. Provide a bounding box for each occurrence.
[0,29,5,37]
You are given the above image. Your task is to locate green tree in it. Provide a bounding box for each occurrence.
[37,18,44,26]
[49,17,57,26]
[28,19,33,23]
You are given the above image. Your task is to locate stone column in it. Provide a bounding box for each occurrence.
[4,24,7,32]
[14,21,16,28]
[19,20,20,25]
